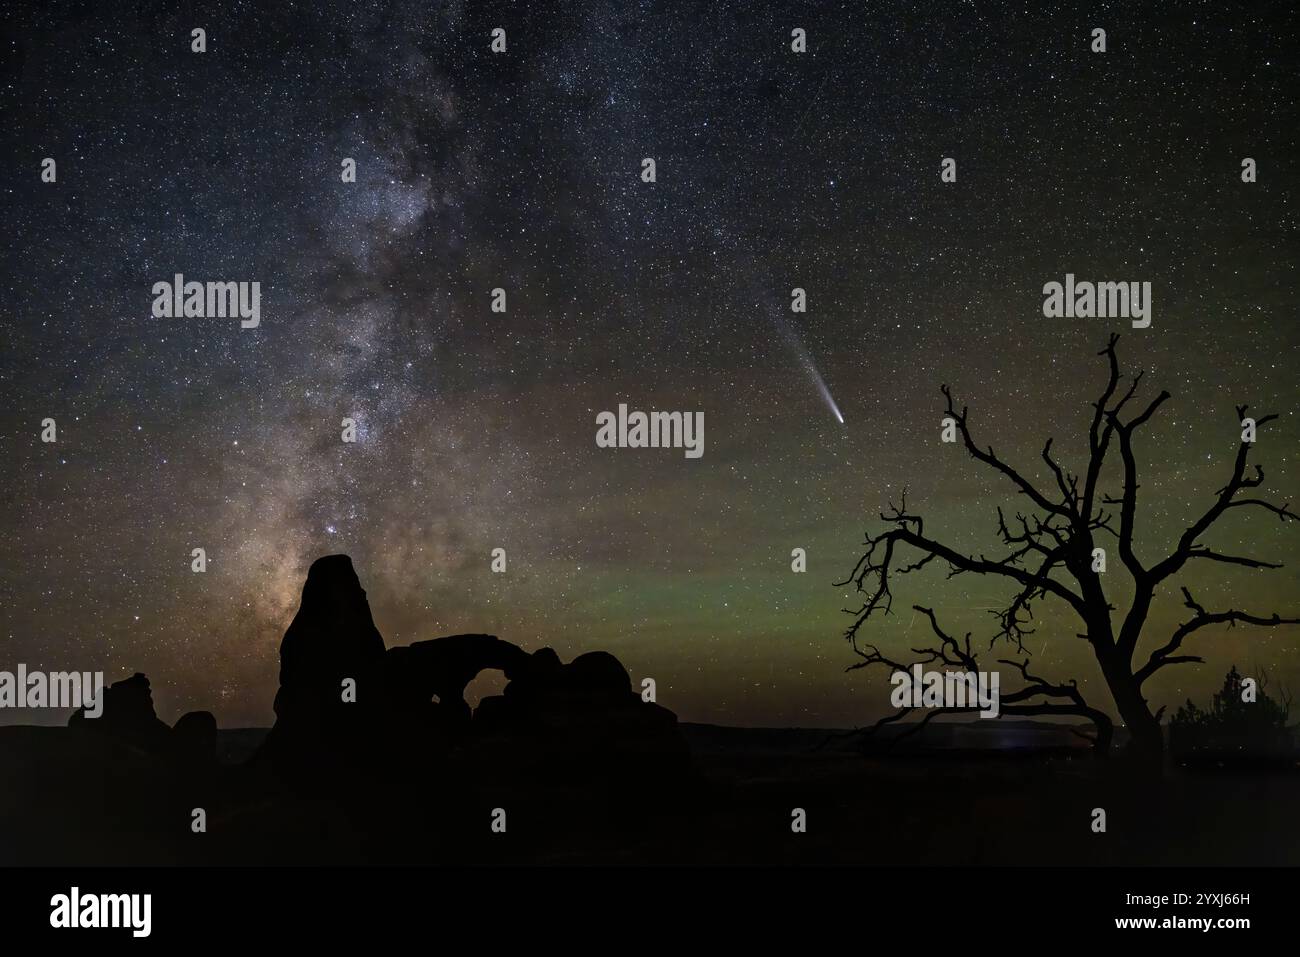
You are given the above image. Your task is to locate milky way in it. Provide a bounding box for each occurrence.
[2,1,1296,729]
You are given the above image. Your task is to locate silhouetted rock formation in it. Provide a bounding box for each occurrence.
[380,633,533,727]
[14,552,708,865]
[475,648,692,790]
[255,554,695,802]
[478,649,633,723]
[68,672,172,754]
[172,710,218,765]
[260,554,386,768]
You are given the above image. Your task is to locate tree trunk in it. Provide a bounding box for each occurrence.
[1100,657,1164,759]
[1089,712,1115,755]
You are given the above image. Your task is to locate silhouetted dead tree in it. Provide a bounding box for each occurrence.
[837,335,1298,757]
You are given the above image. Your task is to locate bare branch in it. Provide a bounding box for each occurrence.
[1135,587,1300,686]
[1183,547,1282,570]
[837,507,1088,650]
[1148,407,1294,589]
[941,384,1074,519]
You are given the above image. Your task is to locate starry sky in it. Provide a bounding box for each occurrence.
[2,1,1297,729]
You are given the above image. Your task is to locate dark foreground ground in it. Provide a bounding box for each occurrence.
[3,722,1297,866]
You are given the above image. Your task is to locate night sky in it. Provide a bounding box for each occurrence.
[2,1,1296,729]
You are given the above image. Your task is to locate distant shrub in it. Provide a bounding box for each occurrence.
[1169,666,1293,762]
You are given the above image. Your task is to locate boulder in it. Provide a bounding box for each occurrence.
[68,672,172,754]
[172,710,218,765]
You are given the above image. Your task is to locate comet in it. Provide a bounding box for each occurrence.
[810,361,845,424]
[768,305,845,425]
